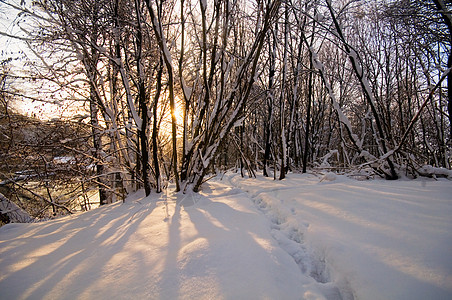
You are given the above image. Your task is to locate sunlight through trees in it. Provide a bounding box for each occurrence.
[0,0,450,219]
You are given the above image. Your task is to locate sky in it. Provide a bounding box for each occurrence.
[1,0,78,120]
[0,1,28,62]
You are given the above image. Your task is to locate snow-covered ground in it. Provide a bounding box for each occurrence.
[0,172,451,299]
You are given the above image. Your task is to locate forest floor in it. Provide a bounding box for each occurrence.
[0,172,451,299]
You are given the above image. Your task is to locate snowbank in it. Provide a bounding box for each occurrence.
[1,173,451,299]
[231,173,452,300]
[0,179,325,299]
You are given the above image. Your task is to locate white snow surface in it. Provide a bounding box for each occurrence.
[1,173,451,299]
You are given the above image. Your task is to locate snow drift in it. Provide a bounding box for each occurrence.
[1,173,451,299]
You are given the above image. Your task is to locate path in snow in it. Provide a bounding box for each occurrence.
[0,177,336,299]
[229,172,452,300]
[1,172,451,299]
[225,173,352,299]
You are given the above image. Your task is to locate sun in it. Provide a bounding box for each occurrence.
[174,98,185,125]
[158,94,186,138]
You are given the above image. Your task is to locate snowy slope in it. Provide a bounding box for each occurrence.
[230,173,452,300]
[0,179,329,299]
[1,173,451,299]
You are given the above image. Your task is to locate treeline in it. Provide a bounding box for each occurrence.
[0,0,450,216]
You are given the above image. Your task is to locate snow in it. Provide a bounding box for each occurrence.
[318,150,339,168]
[53,156,76,164]
[319,172,337,182]
[118,66,143,129]
[1,173,451,299]
[231,173,452,300]
[418,165,452,178]
[0,193,34,223]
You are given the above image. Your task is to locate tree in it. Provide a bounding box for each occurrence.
[1,0,450,220]
[431,0,452,138]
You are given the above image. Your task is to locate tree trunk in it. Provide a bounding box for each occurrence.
[432,0,452,139]
[145,0,180,191]
[263,27,277,177]
[192,0,282,191]
[153,60,163,193]
[135,0,151,196]
[326,1,398,179]
[279,3,289,180]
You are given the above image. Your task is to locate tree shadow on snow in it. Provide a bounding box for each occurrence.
[0,199,155,299]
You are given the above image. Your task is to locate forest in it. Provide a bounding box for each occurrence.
[0,0,451,221]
